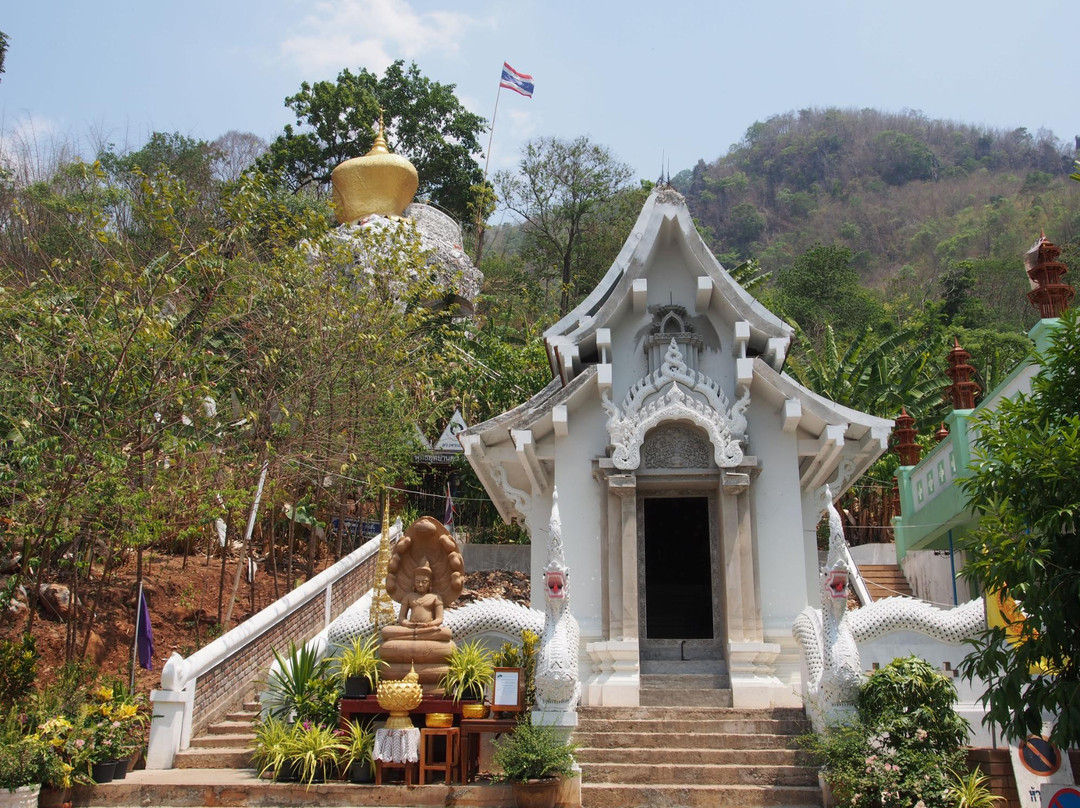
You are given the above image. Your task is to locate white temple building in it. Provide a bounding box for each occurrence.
[460,187,893,710]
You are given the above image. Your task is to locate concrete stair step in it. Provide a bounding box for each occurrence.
[206,720,257,735]
[224,709,259,722]
[580,706,806,721]
[640,687,733,707]
[574,731,801,751]
[576,717,808,735]
[173,747,254,769]
[640,673,729,687]
[581,761,818,786]
[77,767,542,807]
[242,700,260,711]
[188,732,256,749]
[580,783,821,808]
[576,747,813,766]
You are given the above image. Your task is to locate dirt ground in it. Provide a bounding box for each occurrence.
[0,548,530,695]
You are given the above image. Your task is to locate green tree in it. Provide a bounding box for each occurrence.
[772,244,883,341]
[0,30,8,81]
[872,131,937,186]
[495,135,634,316]
[958,307,1080,748]
[785,323,944,419]
[0,149,445,650]
[259,61,486,221]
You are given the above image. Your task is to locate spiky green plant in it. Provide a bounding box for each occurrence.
[284,722,345,786]
[439,639,495,702]
[947,767,1004,808]
[262,641,335,723]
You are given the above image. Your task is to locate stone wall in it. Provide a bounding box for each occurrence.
[461,544,530,575]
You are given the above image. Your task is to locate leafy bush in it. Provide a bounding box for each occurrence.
[0,712,67,790]
[803,656,968,808]
[492,719,576,783]
[0,634,38,708]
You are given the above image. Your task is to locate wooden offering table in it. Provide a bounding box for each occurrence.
[339,697,465,727]
[459,716,517,783]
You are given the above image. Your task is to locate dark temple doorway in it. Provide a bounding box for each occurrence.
[642,496,713,639]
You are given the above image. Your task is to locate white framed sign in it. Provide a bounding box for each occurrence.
[492,667,524,712]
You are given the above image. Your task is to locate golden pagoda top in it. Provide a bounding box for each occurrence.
[330,115,419,224]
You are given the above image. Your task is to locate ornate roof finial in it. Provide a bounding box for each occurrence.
[893,407,921,466]
[946,338,980,410]
[1024,234,1074,318]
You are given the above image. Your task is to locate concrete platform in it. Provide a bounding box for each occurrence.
[69,768,581,808]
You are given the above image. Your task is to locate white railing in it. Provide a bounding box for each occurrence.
[146,521,400,769]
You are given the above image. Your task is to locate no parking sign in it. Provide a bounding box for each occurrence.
[1042,786,1080,808]
[1011,728,1075,806]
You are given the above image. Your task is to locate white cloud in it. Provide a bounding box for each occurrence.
[281,0,475,75]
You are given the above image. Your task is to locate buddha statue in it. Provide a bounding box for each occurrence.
[379,516,464,690]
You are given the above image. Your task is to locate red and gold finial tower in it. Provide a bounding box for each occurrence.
[1025,234,1074,319]
[945,338,980,410]
[934,422,949,442]
[893,407,921,466]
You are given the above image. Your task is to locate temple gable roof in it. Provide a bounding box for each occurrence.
[544,187,793,383]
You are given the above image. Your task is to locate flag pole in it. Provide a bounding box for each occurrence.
[473,76,504,267]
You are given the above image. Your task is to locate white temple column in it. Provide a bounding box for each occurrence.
[584,472,640,707]
[720,483,745,640]
[609,474,638,640]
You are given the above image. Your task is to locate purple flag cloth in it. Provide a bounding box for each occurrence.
[137,588,154,670]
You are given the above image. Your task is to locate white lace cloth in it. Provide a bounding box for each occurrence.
[374,728,420,763]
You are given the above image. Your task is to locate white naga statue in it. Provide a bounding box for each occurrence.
[534,487,581,712]
[793,488,862,727]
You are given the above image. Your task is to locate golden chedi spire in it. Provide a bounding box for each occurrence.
[331,112,419,224]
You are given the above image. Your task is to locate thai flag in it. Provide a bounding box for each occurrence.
[500,63,534,98]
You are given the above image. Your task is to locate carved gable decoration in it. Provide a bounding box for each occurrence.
[603,307,748,471]
[642,423,715,469]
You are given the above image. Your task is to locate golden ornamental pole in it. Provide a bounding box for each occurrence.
[369,490,397,631]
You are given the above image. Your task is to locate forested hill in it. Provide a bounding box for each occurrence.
[671,108,1080,332]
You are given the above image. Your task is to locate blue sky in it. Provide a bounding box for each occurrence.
[3,0,1077,186]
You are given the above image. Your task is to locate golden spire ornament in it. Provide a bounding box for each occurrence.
[369,492,398,630]
[330,110,418,224]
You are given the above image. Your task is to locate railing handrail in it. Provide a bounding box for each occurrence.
[160,520,400,691]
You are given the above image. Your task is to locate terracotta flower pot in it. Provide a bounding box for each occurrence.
[511,778,560,808]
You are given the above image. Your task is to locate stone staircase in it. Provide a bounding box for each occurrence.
[858,563,913,600]
[173,697,259,769]
[576,694,821,808]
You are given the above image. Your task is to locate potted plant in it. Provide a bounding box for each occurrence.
[0,719,63,808]
[334,634,385,698]
[263,641,338,723]
[283,722,345,786]
[492,719,577,808]
[440,639,495,703]
[338,720,374,783]
[252,716,293,781]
